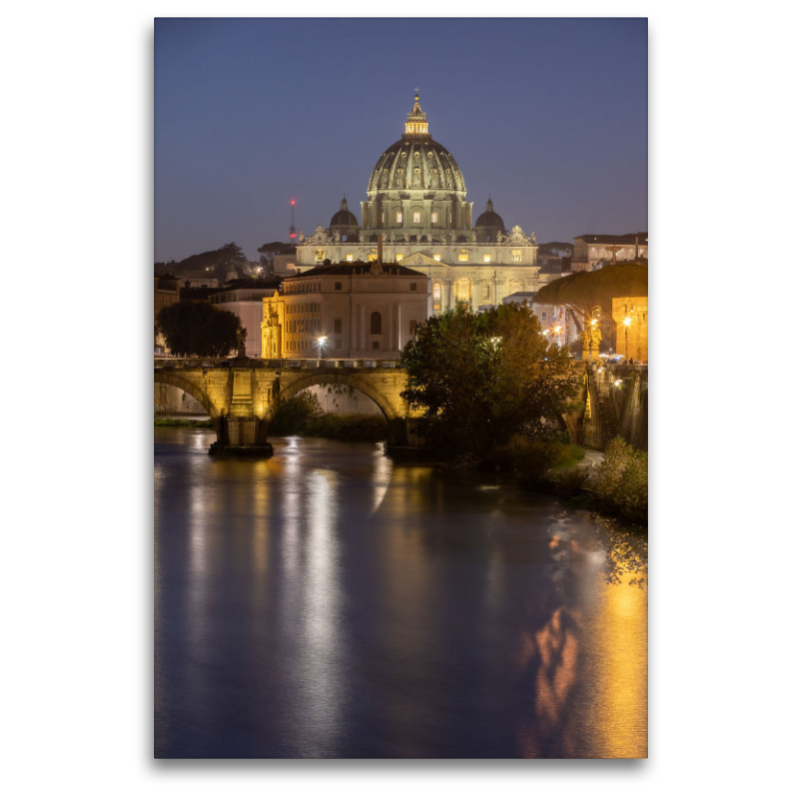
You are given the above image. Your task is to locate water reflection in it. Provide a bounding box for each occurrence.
[155,431,647,758]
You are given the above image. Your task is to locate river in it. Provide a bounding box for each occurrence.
[155,428,647,758]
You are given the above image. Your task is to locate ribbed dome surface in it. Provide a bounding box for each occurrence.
[368,139,466,193]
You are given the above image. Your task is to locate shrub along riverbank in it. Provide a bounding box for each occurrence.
[516,436,647,524]
[268,391,388,443]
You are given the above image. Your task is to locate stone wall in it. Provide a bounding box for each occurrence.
[154,383,207,414]
[307,384,383,416]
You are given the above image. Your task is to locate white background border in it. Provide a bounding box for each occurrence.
[2,2,798,796]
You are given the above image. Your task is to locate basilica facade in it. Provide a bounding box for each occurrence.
[292,94,545,314]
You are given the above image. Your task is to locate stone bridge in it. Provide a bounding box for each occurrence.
[154,358,424,454]
[154,357,647,455]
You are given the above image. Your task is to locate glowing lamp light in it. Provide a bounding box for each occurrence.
[590,318,598,327]
[554,326,562,334]
[290,199,296,206]
[624,316,632,327]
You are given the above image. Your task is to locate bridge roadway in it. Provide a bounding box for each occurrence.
[154,356,647,455]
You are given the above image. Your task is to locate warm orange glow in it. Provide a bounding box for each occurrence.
[624,316,632,327]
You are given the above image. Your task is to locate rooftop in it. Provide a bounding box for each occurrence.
[286,262,427,279]
[575,232,648,245]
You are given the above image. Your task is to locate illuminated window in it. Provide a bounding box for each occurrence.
[433,284,441,301]
[346,254,353,262]
[368,251,377,262]
[396,253,404,262]
[433,254,441,262]
[413,211,421,223]
[483,254,491,263]
[458,251,469,262]
[512,250,522,263]
[431,212,438,224]
[396,212,403,223]
[455,280,470,302]
[314,249,324,262]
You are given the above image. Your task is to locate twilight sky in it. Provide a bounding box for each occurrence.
[155,17,647,263]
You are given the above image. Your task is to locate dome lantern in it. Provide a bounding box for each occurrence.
[403,91,430,139]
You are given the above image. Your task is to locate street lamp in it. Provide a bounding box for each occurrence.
[317,335,328,362]
[489,336,502,348]
[623,316,632,360]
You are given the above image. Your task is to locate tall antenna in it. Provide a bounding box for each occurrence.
[289,199,297,242]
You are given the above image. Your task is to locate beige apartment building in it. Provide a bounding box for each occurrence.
[262,261,430,360]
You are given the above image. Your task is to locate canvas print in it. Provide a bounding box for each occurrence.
[154,17,648,758]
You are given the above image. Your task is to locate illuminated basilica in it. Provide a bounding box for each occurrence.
[292,93,544,314]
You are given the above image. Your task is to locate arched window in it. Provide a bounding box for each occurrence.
[370,311,382,335]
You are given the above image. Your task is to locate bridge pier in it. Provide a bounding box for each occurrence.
[208,415,273,458]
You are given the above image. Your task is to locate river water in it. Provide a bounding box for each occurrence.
[155,429,647,758]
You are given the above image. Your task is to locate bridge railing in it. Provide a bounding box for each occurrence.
[155,356,403,370]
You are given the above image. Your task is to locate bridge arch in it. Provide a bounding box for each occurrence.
[154,370,221,419]
[276,372,399,423]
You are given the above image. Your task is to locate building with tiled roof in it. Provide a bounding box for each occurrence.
[261,260,430,360]
[572,232,648,270]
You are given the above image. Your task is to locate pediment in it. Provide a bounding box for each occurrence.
[401,252,442,267]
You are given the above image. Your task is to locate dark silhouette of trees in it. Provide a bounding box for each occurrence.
[169,242,248,283]
[401,304,579,455]
[156,301,243,357]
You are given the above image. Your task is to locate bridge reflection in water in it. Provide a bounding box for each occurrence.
[155,430,647,758]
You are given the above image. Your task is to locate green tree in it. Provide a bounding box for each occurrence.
[156,301,242,357]
[401,304,580,455]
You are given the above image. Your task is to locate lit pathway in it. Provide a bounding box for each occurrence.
[577,448,605,472]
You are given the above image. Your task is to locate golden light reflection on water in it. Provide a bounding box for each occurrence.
[515,517,647,759]
[582,564,648,758]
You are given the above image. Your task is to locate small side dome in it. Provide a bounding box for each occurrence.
[475,198,506,242]
[330,197,358,229]
[329,197,360,242]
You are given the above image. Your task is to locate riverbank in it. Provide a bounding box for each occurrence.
[155,416,213,428]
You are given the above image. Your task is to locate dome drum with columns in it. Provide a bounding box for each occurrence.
[293,94,544,314]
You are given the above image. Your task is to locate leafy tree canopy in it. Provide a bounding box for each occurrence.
[535,262,648,318]
[401,304,580,455]
[156,301,243,357]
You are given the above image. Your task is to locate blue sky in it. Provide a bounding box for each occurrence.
[155,17,647,262]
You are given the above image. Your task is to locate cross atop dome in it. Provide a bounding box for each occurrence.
[404,91,430,138]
